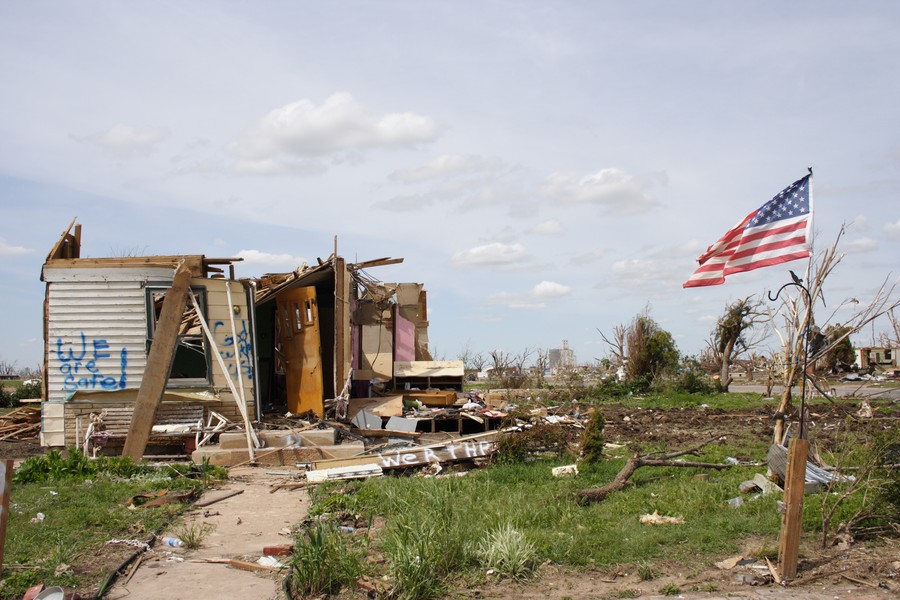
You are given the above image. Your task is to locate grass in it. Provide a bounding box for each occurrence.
[2,451,225,598]
[174,522,216,550]
[303,425,886,599]
[289,522,368,598]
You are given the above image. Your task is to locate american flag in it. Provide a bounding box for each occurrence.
[683,174,812,288]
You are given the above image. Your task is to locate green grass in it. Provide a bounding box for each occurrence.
[2,452,225,598]
[304,428,887,600]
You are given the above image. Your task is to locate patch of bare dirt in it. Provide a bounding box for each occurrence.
[475,537,899,599]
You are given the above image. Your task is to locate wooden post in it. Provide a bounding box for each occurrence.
[334,256,351,397]
[778,437,809,578]
[122,263,193,459]
[0,459,14,576]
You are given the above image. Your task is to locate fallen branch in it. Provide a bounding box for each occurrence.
[577,436,729,504]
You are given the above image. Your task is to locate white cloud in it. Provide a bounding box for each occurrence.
[529,219,562,235]
[452,242,527,267]
[228,93,439,163]
[843,237,878,253]
[235,249,308,270]
[541,167,659,214]
[488,280,571,310]
[848,214,869,232]
[232,158,326,176]
[373,193,438,212]
[610,258,676,290]
[389,154,502,183]
[884,219,900,241]
[74,124,169,156]
[532,281,572,298]
[570,249,606,266]
[0,238,32,257]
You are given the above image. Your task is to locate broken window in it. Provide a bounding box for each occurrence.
[146,285,211,385]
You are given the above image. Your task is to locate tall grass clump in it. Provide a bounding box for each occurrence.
[379,481,473,599]
[290,522,367,597]
[474,523,538,580]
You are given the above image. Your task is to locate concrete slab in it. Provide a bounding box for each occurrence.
[193,442,366,467]
[106,467,308,600]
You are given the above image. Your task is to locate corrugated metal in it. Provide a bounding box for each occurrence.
[46,277,150,403]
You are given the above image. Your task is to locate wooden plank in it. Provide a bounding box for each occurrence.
[334,257,351,397]
[393,360,464,377]
[123,263,193,459]
[347,395,403,419]
[350,257,404,270]
[45,256,205,273]
[310,435,499,471]
[0,460,13,575]
[778,438,809,579]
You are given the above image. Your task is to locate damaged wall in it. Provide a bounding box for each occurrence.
[42,261,257,448]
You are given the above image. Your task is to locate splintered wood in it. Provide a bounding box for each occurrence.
[0,406,41,441]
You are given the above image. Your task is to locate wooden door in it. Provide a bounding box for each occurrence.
[276,286,324,416]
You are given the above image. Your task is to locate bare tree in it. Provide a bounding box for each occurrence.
[708,296,768,391]
[0,359,18,377]
[768,227,899,442]
[597,324,626,368]
[458,342,486,372]
[877,308,900,347]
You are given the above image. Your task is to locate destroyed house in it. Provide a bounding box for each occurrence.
[40,222,257,452]
[39,221,452,454]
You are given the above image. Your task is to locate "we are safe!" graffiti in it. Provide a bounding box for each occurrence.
[55,333,128,392]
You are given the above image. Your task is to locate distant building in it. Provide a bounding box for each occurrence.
[549,340,576,370]
[854,347,899,371]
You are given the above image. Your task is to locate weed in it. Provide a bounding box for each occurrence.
[604,590,639,599]
[658,582,681,595]
[636,562,657,581]
[290,522,367,597]
[174,522,216,549]
[474,523,538,580]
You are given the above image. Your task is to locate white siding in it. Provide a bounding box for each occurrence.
[46,277,151,403]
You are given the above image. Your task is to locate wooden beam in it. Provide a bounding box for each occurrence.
[778,437,809,579]
[350,257,404,270]
[122,263,193,459]
[334,257,351,395]
[0,460,13,576]
[44,256,206,275]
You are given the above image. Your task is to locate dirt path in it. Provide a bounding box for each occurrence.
[106,466,306,600]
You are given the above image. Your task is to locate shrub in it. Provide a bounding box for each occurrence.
[496,424,574,464]
[579,409,605,464]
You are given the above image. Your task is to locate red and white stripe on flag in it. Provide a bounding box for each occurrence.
[683,174,812,288]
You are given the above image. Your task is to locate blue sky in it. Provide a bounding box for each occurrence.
[2,1,898,371]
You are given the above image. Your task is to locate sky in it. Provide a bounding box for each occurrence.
[1,1,899,372]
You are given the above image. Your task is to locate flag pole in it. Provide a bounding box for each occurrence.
[769,270,814,581]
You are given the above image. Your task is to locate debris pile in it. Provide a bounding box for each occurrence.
[0,405,41,441]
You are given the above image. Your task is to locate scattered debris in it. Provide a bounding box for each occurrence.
[767,444,851,493]
[194,489,244,508]
[0,405,41,441]
[639,511,685,525]
[551,464,579,477]
[714,554,743,570]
